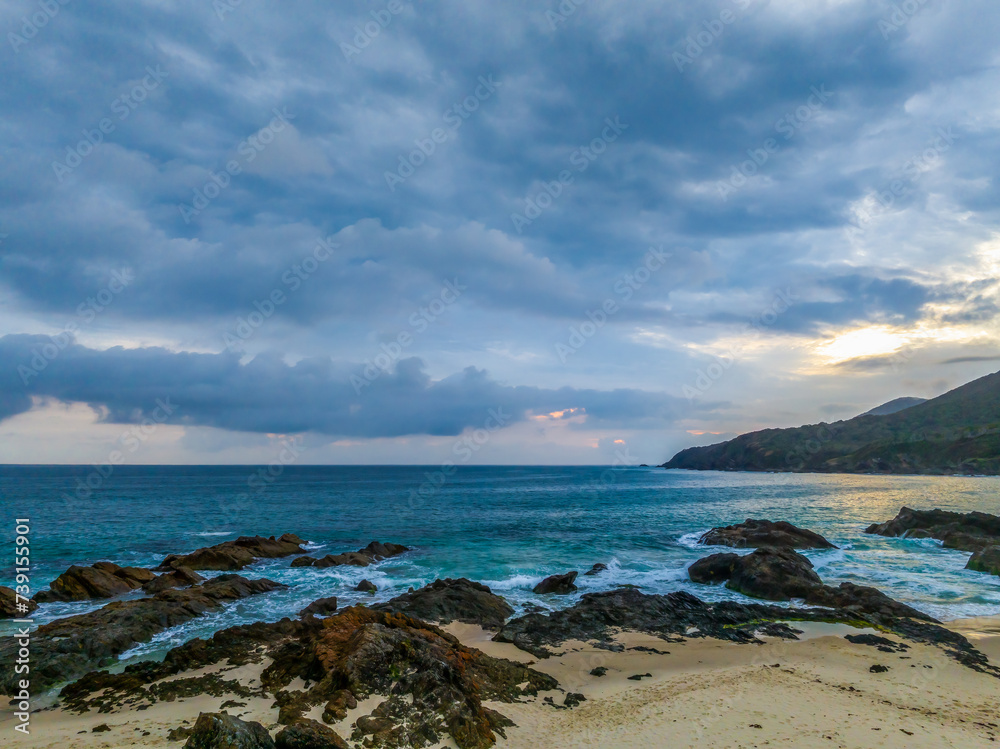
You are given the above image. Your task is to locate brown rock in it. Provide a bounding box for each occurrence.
[287,541,409,570]
[1,586,38,618]
[275,719,349,748]
[533,572,579,595]
[374,578,514,628]
[699,519,837,549]
[34,563,142,603]
[966,545,1000,576]
[158,534,307,572]
[183,711,275,749]
[142,566,205,594]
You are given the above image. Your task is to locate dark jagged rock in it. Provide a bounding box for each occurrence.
[725,547,823,601]
[870,664,889,673]
[275,719,350,749]
[299,596,339,618]
[142,566,205,594]
[1,586,37,618]
[590,667,607,677]
[355,579,377,593]
[844,634,910,653]
[157,534,308,572]
[699,519,837,549]
[584,563,607,576]
[966,545,1000,575]
[184,711,275,749]
[492,587,999,678]
[0,575,285,695]
[688,548,936,620]
[865,507,1000,553]
[374,578,514,629]
[33,562,156,603]
[687,553,740,584]
[289,541,409,570]
[61,605,555,749]
[804,582,934,621]
[533,571,578,595]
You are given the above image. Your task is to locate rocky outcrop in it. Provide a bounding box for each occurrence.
[865,507,1000,553]
[725,547,823,601]
[533,572,578,595]
[61,606,556,749]
[0,574,285,695]
[374,578,514,628]
[299,597,339,618]
[493,587,998,677]
[142,566,205,594]
[0,586,37,618]
[584,563,607,576]
[158,534,308,572]
[688,553,741,584]
[699,519,837,549]
[967,546,1000,575]
[805,583,932,621]
[356,580,377,593]
[275,718,350,749]
[289,541,409,569]
[688,547,935,620]
[184,711,275,749]
[33,562,156,603]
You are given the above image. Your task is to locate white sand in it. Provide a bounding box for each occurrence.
[2,618,997,748]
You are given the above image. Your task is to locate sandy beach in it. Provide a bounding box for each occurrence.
[4,615,997,749]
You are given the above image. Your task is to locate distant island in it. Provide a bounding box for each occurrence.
[663,370,1000,475]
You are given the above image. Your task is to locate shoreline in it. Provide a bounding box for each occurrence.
[3,615,997,748]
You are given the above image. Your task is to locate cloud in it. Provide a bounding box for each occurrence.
[0,335,696,439]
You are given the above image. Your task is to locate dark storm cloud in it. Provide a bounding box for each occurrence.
[1,0,997,334]
[0,334,695,437]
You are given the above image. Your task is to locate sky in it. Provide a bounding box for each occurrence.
[1,0,999,466]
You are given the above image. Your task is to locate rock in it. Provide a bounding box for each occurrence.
[92,723,110,732]
[725,547,823,601]
[967,545,1000,576]
[373,578,514,628]
[184,712,275,749]
[355,580,377,593]
[299,597,338,618]
[564,693,586,707]
[583,563,607,576]
[492,587,983,676]
[158,534,308,572]
[590,666,607,677]
[0,575,286,695]
[865,507,1000,553]
[0,586,37,618]
[321,689,357,723]
[274,719,350,749]
[288,542,409,570]
[687,548,936,619]
[142,566,205,594]
[168,726,194,741]
[59,604,555,749]
[844,634,909,653]
[533,571,579,595]
[870,664,890,673]
[34,562,154,603]
[687,553,740,584]
[804,583,935,621]
[699,519,837,549]
[627,673,652,680]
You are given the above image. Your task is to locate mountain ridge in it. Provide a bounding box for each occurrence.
[663,369,1000,475]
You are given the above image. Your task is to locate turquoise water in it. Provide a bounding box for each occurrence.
[1,466,999,663]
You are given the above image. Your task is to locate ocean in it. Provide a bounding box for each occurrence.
[2,465,999,665]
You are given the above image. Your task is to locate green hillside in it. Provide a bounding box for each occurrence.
[663,370,1000,474]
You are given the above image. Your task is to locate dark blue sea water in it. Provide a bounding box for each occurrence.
[2,466,999,664]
